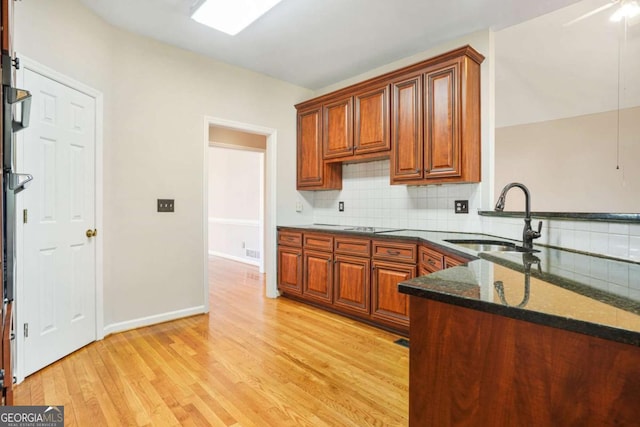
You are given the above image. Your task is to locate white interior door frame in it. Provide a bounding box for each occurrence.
[14,55,104,384]
[202,117,278,312]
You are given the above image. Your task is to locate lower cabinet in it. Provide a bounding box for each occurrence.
[303,249,333,304]
[371,260,415,329]
[277,229,473,336]
[333,254,371,316]
[277,246,302,295]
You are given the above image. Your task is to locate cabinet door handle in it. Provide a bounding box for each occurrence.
[427,259,436,266]
[285,236,294,241]
[386,249,401,256]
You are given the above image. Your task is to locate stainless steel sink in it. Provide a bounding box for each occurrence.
[444,239,539,253]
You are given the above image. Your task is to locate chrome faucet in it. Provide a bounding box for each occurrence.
[495,182,542,249]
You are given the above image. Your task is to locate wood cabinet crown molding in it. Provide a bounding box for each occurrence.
[295,45,484,111]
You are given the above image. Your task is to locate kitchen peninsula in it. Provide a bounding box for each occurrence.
[399,247,640,426]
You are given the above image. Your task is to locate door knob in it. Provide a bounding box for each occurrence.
[86,229,97,238]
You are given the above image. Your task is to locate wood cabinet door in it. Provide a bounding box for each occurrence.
[323,97,353,159]
[424,59,461,179]
[354,85,389,155]
[333,255,370,316]
[391,74,423,183]
[371,261,415,327]
[303,250,333,304]
[297,106,324,188]
[278,246,302,295]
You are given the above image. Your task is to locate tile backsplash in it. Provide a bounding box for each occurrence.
[312,160,483,232]
[308,159,640,264]
[482,216,640,263]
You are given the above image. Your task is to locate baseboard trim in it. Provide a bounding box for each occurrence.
[209,251,260,267]
[103,305,206,336]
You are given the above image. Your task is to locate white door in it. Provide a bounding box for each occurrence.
[21,68,97,376]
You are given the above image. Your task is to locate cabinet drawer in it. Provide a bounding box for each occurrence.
[303,233,334,251]
[334,236,371,257]
[278,231,302,247]
[419,245,444,273]
[444,255,467,269]
[372,240,417,263]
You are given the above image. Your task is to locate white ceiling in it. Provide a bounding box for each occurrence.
[79,0,581,90]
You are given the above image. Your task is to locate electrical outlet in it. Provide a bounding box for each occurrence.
[157,199,175,212]
[295,201,303,212]
[454,200,469,214]
[338,201,344,212]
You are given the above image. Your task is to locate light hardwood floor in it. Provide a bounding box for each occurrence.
[15,256,409,426]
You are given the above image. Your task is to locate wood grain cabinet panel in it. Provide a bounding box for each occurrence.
[354,85,390,155]
[303,250,333,304]
[409,297,640,426]
[333,255,370,316]
[424,60,461,179]
[334,236,371,257]
[371,261,414,328]
[372,240,417,263]
[419,245,444,273]
[389,47,483,185]
[323,97,353,159]
[278,231,302,247]
[303,233,334,252]
[277,246,302,295]
[444,255,465,269]
[391,74,423,182]
[297,105,342,190]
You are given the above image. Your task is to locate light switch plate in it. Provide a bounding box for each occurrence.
[158,199,175,212]
[295,201,303,212]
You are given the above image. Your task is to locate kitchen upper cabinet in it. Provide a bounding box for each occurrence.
[297,105,342,190]
[391,74,423,182]
[323,86,391,162]
[424,59,461,179]
[296,45,483,189]
[323,96,353,159]
[390,48,483,185]
[354,85,390,155]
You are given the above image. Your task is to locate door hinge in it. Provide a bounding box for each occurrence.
[23,323,28,338]
[23,209,27,224]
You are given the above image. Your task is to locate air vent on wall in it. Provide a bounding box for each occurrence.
[246,249,260,259]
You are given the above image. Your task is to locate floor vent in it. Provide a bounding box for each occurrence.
[394,338,410,348]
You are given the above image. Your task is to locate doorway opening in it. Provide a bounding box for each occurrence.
[202,117,278,313]
[208,127,265,272]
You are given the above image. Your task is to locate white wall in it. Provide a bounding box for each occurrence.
[494,0,640,212]
[14,0,313,331]
[208,147,263,265]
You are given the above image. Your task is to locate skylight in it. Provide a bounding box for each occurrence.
[191,0,284,36]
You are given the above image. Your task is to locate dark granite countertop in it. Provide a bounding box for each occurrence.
[478,210,640,223]
[279,224,640,346]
